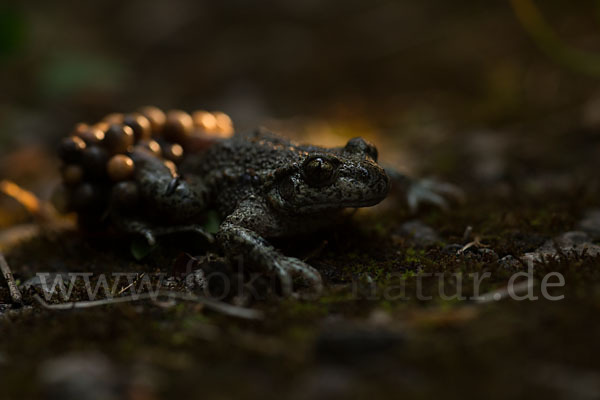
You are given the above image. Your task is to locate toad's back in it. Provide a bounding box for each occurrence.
[181,131,324,215]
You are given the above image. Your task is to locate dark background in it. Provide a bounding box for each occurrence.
[2,1,600,203]
[1,1,599,146]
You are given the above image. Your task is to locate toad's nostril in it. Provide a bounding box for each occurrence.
[345,137,368,153]
[344,137,379,161]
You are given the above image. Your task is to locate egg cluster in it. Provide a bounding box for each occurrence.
[56,106,234,224]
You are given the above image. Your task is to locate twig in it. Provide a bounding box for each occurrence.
[458,236,489,254]
[33,291,264,320]
[117,273,144,295]
[303,240,328,262]
[0,253,22,305]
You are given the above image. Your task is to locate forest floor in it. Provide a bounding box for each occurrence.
[1,112,600,400]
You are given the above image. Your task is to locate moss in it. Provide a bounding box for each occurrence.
[2,177,599,399]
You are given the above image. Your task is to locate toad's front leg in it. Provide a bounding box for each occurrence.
[217,198,323,298]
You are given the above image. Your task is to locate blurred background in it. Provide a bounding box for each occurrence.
[2,1,600,143]
[0,0,599,218]
[2,0,600,225]
[1,0,600,221]
[2,1,600,162]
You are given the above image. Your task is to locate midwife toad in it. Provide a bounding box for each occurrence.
[58,108,459,296]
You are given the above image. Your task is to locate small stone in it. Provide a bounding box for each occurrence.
[106,155,135,181]
[522,230,600,263]
[368,309,393,326]
[397,220,440,246]
[164,276,179,290]
[499,255,521,270]
[39,352,119,400]
[555,231,591,247]
[184,269,207,291]
[478,248,499,262]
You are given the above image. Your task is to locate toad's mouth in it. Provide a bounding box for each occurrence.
[340,196,387,208]
[296,196,387,212]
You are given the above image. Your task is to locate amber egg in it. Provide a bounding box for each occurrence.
[138,106,166,134]
[71,122,89,137]
[79,126,105,144]
[104,124,134,154]
[192,110,217,132]
[103,113,124,124]
[93,121,111,133]
[123,113,152,141]
[136,139,162,157]
[81,145,109,178]
[163,160,177,177]
[163,110,193,142]
[71,183,104,211]
[213,111,234,136]
[62,164,84,186]
[58,136,86,163]
[107,154,135,181]
[163,143,184,163]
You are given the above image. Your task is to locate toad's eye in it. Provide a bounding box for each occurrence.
[302,156,339,187]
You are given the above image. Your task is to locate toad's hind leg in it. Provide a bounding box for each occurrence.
[111,216,214,246]
[109,148,212,244]
[129,149,210,223]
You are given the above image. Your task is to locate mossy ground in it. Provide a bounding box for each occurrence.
[1,162,599,399]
